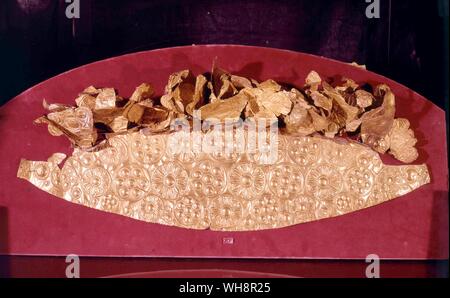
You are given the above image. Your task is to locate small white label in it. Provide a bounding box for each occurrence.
[223,237,234,245]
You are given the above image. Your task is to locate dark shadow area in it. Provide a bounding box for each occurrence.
[427,191,449,276]
[0,206,10,278]
[1,256,448,277]
[0,0,448,110]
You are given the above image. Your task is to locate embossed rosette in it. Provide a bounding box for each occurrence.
[18,131,430,231]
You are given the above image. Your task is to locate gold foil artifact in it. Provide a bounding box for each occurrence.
[32,67,420,164]
[17,66,430,231]
[17,131,430,231]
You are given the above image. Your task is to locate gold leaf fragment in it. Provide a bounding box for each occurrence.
[199,92,248,121]
[388,118,418,163]
[186,75,207,116]
[355,90,374,109]
[95,88,116,110]
[361,87,396,153]
[130,83,154,102]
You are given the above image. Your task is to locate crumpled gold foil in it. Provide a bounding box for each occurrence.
[35,67,422,164]
[17,130,430,231]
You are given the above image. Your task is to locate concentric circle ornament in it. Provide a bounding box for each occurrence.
[99,194,120,212]
[306,164,343,198]
[356,150,383,174]
[33,163,50,180]
[151,161,189,201]
[334,192,356,214]
[60,157,82,191]
[113,164,150,202]
[321,140,355,168]
[82,166,111,197]
[284,195,316,223]
[190,160,227,197]
[139,195,163,222]
[68,185,84,204]
[269,164,303,199]
[166,130,201,163]
[402,166,430,189]
[130,132,165,164]
[210,145,243,163]
[288,136,321,166]
[229,163,266,200]
[208,129,245,163]
[76,151,98,168]
[345,167,374,195]
[249,194,281,229]
[174,196,206,228]
[209,195,244,230]
[248,134,286,165]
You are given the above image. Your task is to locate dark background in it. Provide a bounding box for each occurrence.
[0,0,449,110]
[0,0,448,278]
